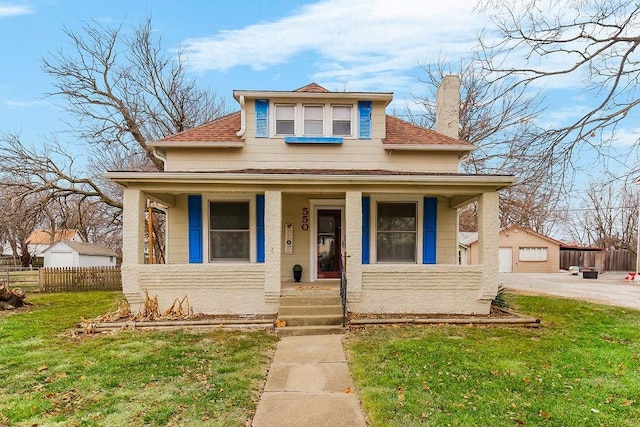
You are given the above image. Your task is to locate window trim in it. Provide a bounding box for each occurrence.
[518,247,548,262]
[275,104,295,136]
[369,195,424,264]
[204,195,256,263]
[303,104,325,136]
[331,104,353,137]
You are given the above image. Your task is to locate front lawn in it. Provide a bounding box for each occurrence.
[0,291,278,426]
[345,295,640,426]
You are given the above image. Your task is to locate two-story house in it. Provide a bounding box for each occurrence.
[106,77,516,317]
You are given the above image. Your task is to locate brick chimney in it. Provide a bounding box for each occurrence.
[435,75,460,139]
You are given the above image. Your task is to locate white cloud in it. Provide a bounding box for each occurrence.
[4,99,47,108]
[181,0,489,91]
[0,4,34,17]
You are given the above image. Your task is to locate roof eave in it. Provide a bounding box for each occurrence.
[383,144,476,152]
[148,141,245,148]
[233,89,394,104]
[104,171,518,190]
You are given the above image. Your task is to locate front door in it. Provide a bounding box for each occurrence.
[317,209,342,279]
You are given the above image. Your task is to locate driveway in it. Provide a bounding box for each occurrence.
[499,272,640,310]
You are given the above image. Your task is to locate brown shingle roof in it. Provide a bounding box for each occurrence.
[27,229,79,245]
[382,115,469,146]
[156,112,242,143]
[294,82,330,93]
[155,111,469,147]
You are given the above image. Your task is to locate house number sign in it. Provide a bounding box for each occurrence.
[301,207,309,231]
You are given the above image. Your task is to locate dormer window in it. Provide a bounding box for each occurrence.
[332,105,352,136]
[272,102,355,138]
[304,105,324,135]
[275,105,295,135]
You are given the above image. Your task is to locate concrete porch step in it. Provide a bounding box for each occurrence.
[279,296,342,306]
[278,314,344,327]
[278,304,343,316]
[275,324,346,337]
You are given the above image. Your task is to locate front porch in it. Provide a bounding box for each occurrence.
[115,172,508,316]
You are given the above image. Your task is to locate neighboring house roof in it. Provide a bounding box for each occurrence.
[44,241,118,257]
[26,229,79,245]
[465,225,562,246]
[559,243,604,251]
[459,231,478,246]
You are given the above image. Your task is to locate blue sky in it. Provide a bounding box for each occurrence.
[0,0,635,182]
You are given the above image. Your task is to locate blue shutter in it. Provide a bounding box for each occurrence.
[188,195,203,263]
[362,196,370,264]
[256,194,265,263]
[358,101,372,139]
[255,99,269,138]
[423,197,437,264]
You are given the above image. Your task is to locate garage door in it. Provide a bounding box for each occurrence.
[50,251,74,267]
[499,248,513,273]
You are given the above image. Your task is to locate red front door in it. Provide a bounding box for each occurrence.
[317,209,341,279]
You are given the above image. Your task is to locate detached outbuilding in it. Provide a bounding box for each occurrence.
[43,241,118,268]
[467,225,561,273]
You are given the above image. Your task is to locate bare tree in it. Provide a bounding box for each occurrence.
[42,18,226,170]
[409,58,566,232]
[564,180,639,252]
[1,18,227,258]
[477,0,640,180]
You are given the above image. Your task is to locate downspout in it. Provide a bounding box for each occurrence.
[236,95,246,138]
[152,148,167,171]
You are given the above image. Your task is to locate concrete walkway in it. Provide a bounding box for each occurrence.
[252,334,367,427]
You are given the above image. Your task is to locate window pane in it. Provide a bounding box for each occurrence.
[276,120,294,135]
[333,106,351,120]
[276,105,294,120]
[210,202,249,230]
[333,121,351,136]
[304,120,323,135]
[519,247,548,261]
[304,105,323,119]
[210,231,250,259]
[377,232,416,262]
[377,203,416,231]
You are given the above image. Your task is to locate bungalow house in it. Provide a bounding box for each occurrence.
[106,77,516,316]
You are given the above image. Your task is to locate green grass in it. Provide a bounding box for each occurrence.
[0,291,278,426]
[345,295,640,426]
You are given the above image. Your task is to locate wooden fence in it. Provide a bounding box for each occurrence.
[40,266,122,292]
[560,249,636,272]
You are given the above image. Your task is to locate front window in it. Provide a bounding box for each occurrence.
[209,201,250,261]
[376,202,417,262]
[275,105,295,135]
[304,105,324,135]
[519,247,548,262]
[332,105,352,136]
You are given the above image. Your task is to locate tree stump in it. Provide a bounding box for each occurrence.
[0,286,28,310]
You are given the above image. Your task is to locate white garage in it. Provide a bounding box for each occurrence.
[43,241,118,267]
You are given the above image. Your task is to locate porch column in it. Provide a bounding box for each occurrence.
[264,191,282,303]
[122,188,146,266]
[477,191,499,303]
[121,188,146,307]
[345,191,363,302]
